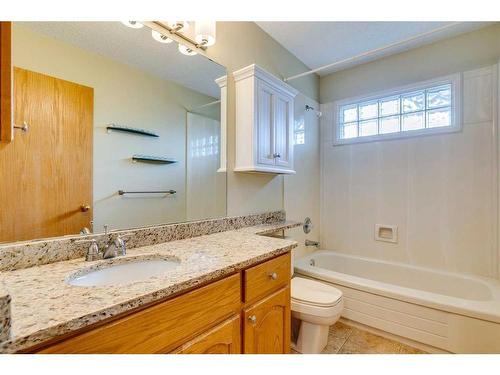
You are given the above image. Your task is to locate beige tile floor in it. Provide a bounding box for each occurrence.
[294,322,427,354]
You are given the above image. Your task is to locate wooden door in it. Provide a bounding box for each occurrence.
[256,79,276,166]
[273,92,293,169]
[243,287,291,354]
[0,22,12,143]
[0,68,93,243]
[172,316,241,354]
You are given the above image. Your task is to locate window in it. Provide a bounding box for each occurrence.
[294,118,305,145]
[334,74,461,145]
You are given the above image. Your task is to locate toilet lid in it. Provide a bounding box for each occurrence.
[291,277,342,307]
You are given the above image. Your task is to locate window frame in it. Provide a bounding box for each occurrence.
[332,73,462,146]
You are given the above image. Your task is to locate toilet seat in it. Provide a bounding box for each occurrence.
[290,277,344,353]
[291,277,342,307]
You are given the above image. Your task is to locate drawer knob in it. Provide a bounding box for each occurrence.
[269,272,278,280]
[248,315,257,324]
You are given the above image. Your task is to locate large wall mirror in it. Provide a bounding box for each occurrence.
[0,22,227,244]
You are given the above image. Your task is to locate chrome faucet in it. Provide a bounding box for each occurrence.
[102,235,127,259]
[75,234,127,261]
[305,239,320,248]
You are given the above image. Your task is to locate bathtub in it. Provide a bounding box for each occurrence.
[294,250,500,353]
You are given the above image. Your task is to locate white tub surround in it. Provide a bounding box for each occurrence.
[295,251,500,353]
[319,65,498,279]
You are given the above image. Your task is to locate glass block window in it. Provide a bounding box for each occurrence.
[294,118,305,145]
[334,75,460,145]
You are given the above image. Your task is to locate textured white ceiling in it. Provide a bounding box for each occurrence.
[18,22,225,98]
[256,22,494,76]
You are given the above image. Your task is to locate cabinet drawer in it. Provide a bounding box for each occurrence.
[171,315,241,354]
[37,274,241,354]
[243,253,291,303]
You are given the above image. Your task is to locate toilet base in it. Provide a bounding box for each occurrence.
[294,321,330,354]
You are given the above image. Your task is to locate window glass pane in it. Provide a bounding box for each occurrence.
[336,80,455,144]
[402,112,424,131]
[359,101,378,120]
[427,85,451,109]
[379,115,400,134]
[294,118,305,144]
[340,122,358,139]
[359,119,378,137]
[341,104,357,123]
[295,131,305,145]
[402,91,424,113]
[380,97,399,116]
[427,108,451,128]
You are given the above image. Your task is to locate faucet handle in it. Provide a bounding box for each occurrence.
[74,239,102,261]
[86,240,101,261]
[113,234,129,256]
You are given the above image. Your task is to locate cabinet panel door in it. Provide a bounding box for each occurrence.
[256,80,275,166]
[243,287,291,354]
[273,92,293,169]
[172,316,241,354]
[36,274,241,353]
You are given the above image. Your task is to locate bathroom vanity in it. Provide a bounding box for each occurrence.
[0,215,299,354]
[33,253,291,354]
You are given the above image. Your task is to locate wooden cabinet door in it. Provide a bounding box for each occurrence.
[243,286,291,354]
[256,79,276,166]
[273,92,293,169]
[36,274,240,354]
[172,316,241,354]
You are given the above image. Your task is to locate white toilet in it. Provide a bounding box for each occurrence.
[291,277,344,353]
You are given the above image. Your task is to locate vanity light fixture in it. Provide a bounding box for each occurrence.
[123,21,216,57]
[152,30,173,44]
[121,21,144,29]
[167,21,189,32]
[195,21,216,46]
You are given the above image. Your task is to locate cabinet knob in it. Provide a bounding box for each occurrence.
[269,272,278,280]
[273,153,281,158]
[248,315,257,324]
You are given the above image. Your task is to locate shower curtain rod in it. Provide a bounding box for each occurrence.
[188,99,221,111]
[284,22,461,82]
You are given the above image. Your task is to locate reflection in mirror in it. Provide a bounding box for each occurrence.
[0,22,227,243]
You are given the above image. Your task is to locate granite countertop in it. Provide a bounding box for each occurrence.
[0,221,300,353]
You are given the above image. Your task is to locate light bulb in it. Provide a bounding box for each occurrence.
[195,21,216,46]
[152,30,173,44]
[178,44,197,56]
[121,21,143,29]
[168,21,189,32]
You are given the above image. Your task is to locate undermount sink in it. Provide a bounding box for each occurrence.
[68,257,181,287]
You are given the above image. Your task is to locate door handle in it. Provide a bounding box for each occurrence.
[80,205,91,212]
[13,121,29,132]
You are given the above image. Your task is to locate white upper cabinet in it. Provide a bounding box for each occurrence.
[233,64,298,174]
